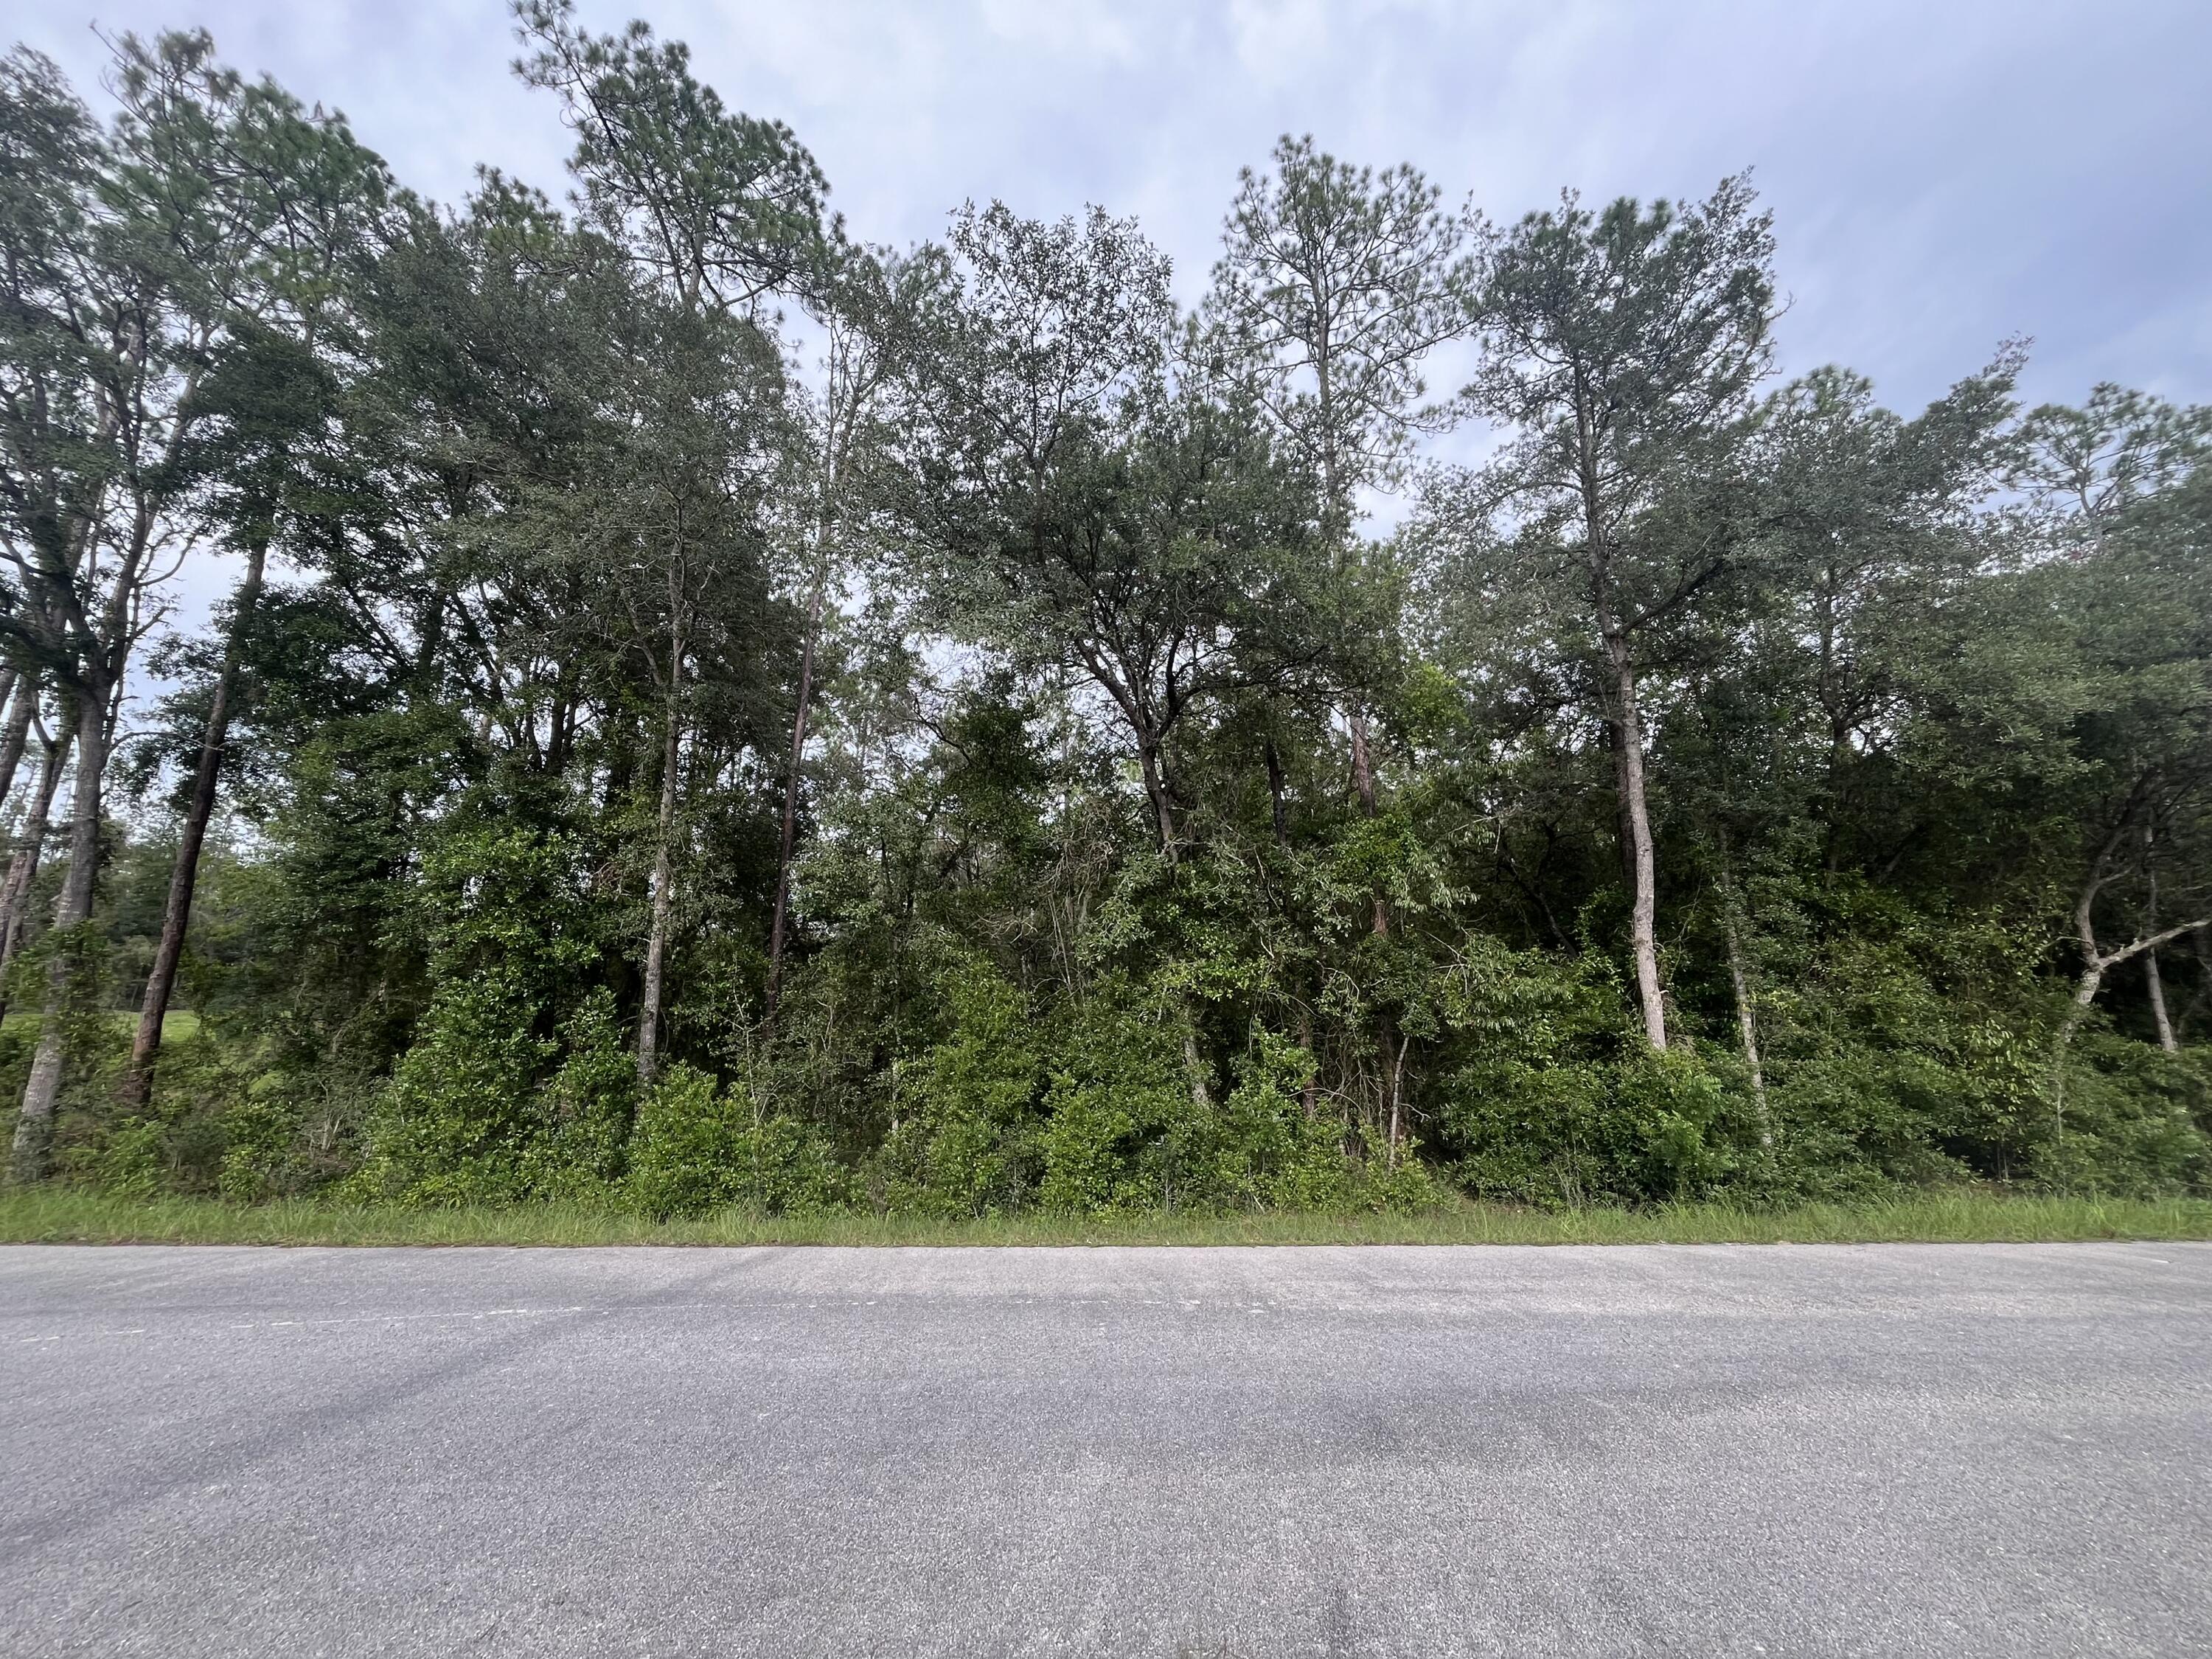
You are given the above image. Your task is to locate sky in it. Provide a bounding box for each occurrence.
[13,0,2212,647]
[19,0,2212,415]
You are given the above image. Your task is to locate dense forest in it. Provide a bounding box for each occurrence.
[1,6,2206,1217]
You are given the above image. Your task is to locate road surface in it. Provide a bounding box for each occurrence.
[2,1241,2208,1656]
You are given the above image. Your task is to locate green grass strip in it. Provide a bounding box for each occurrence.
[1,1188,2208,1247]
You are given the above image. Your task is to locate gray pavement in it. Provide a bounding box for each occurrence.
[1,1241,2208,1657]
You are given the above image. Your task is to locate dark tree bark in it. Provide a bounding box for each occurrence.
[1262,734,1290,849]
[762,554,829,1030]
[636,695,681,1085]
[120,537,267,1110]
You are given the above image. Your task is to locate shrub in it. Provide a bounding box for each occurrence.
[1037,999,1208,1215]
[1441,1048,1727,1208]
[886,959,1045,1217]
[1212,1031,1351,1210]
[347,821,594,1205]
[626,1064,849,1219]
[524,991,638,1203]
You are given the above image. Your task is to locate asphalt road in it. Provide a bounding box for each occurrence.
[1,1242,2208,1658]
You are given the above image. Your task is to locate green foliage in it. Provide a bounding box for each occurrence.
[1443,1049,1728,1208]
[1211,1032,1351,1211]
[4,27,2206,1222]
[2044,1034,2211,1194]
[525,992,639,1202]
[216,1085,313,1203]
[350,974,554,1205]
[346,821,593,1205]
[879,958,1044,1217]
[1420,939,1738,1206]
[1034,998,1203,1215]
[1747,887,2056,1193]
[625,1064,847,1219]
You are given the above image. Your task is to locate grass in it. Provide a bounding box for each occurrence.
[0,1186,2208,1248]
[0,1009,201,1039]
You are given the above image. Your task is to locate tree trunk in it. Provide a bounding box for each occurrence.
[2143,865,2177,1054]
[0,720,71,1024]
[636,700,681,1085]
[2192,929,2212,1033]
[763,555,830,1030]
[1384,1031,1407,1171]
[1603,722,1640,906]
[0,671,33,817]
[2146,950,2178,1054]
[121,539,268,1111]
[1183,1029,1212,1113]
[1578,377,1666,1053]
[1348,708,1386,939]
[1159,730,1209,1109]
[1607,639,1668,1051]
[1292,1015,1318,1128]
[1137,736,1178,861]
[1720,894,1772,1153]
[2051,962,2104,1135]
[1349,703,1403,1145]
[8,689,105,1185]
[2052,917,2209,1129]
[1262,734,1290,849]
[1263,733,1318,1116]
[1348,707,1378,817]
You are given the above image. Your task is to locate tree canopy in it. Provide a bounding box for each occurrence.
[0,14,2206,1213]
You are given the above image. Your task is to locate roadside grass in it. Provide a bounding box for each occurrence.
[1,1186,2208,1247]
[0,1010,200,1039]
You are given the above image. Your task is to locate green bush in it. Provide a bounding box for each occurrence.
[1442,1048,1728,1208]
[349,973,554,1205]
[347,821,594,1205]
[2041,1033,2211,1194]
[1037,999,1209,1215]
[1211,1031,1351,1210]
[524,991,638,1203]
[625,1064,849,1219]
[885,959,1045,1217]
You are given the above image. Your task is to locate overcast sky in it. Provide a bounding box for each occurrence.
[20,0,2211,417]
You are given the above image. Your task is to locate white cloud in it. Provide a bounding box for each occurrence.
[16,0,2208,413]
[1227,0,1332,83]
[975,0,1146,66]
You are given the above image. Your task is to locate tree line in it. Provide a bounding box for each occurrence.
[1,6,2206,1213]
